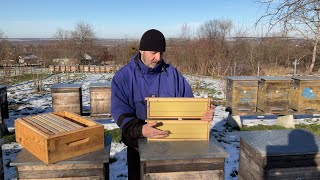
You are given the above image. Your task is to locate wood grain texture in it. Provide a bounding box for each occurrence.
[90,87,111,115]
[146,97,211,119]
[15,112,104,164]
[146,120,209,141]
[257,80,291,113]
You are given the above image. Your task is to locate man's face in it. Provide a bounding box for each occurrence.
[140,50,164,68]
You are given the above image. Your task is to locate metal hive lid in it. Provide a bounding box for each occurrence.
[51,83,82,89]
[89,82,111,87]
[238,129,320,156]
[291,76,320,81]
[258,76,292,81]
[225,76,260,81]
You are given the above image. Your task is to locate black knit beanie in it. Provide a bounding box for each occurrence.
[139,29,166,52]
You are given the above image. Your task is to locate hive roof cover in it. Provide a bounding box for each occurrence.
[238,129,320,156]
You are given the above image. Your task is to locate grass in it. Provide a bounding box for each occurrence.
[2,133,16,144]
[241,124,320,136]
[104,128,122,143]
[5,73,50,85]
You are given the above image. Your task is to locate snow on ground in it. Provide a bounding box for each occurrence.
[1,72,317,180]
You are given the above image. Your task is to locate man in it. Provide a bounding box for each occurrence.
[111,29,213,180]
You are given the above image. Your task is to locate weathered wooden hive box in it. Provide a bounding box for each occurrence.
[257,76,292,114]
[238,129,320,180]
[289,76,320,113]
[60,65,66,72]
[83,65,89,72]
[79,65,84,72]
[225,76,259,115]
[0,85,8,119]
[89,83,111,116]
[49,65,54,72]
[89,65,96,72]
[99,66,106,73]
[65,65,71,72]
[54,65,60,72]
[139,138,228,180]
[70,65,78,72]
[146,97,211,141]
[15,111,104,164]
[51,83,83,115]
[94,66,100,73]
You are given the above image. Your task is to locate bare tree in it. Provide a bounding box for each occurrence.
[179,24,192,40]
[54,28,73,59]
[71,21,96,64]
[256,0,320,73]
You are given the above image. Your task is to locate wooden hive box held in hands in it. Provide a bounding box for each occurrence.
[89,83,111,116]
[51,83,83,115]
[15,111,104,164]
[289,76,320,113]
[225,76,259,115]
[257,76,292,114]
[146,97,211,141]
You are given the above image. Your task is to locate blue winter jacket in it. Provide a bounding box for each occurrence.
[111,52,193,136]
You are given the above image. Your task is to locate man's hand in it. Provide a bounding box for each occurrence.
[201,105,215,121]
[142,121,170,138]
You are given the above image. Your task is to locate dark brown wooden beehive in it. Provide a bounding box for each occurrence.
[225,76,259,115]
[257,76,292,114]
[289,76,320,113]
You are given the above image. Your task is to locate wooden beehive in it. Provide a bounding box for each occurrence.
[79,65,85,72]
[146,97,211,141]
[83,65,89,72]
[51,83,83,115]
[99,66,105,73]
[60,65,66,72]
[257,76,292,114]
[238,130,320,180]
[289,76,320,113]
[15,111,104,164]
[11,147,110,180]
[49,65,54,72]
[89,65,96,72]
[65,65,71,72]
[139,138,228,180]
[90,83,111,116]
[0,85,8,119]
[225,76,259,115]
[54,65,60,72]
[70,65,78,72]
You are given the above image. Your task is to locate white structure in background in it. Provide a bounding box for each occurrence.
[19,55,42,66]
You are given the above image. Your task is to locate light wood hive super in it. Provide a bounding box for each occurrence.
[146,97,211,141]
[15,111,104,164]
